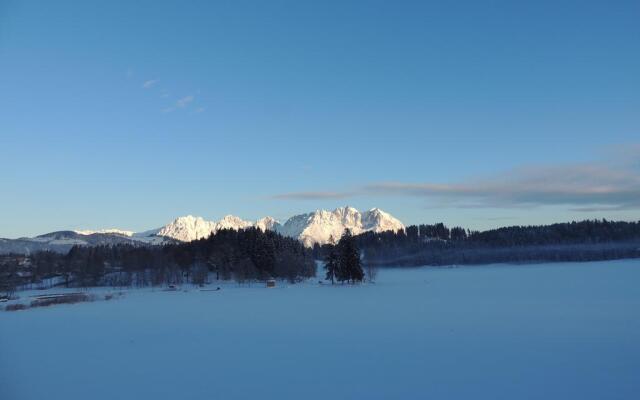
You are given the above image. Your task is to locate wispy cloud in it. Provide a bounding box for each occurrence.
[364,163,640,210]
[142,79,158,89]
[162,95,196,113]
[273,147,640,211]
[479,216,517,221]
[176,95,194,108]
[131,72,203,113]
[569,205,637,212]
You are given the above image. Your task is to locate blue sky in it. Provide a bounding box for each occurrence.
[1,0,639,237]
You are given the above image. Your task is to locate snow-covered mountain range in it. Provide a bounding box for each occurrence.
[156,215,261,242]
[278,207,405,247]
[0,207,405,254]
[155,207,404,246]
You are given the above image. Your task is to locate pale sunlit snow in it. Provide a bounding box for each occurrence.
[1,260,639,400]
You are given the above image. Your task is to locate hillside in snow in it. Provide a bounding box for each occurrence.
[0,230,167,255]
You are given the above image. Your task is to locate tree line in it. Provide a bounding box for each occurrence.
[1,228,316,292]
[312,219,640,267]
[4,218,640,294]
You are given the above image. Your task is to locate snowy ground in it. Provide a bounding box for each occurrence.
[2,260,640,400]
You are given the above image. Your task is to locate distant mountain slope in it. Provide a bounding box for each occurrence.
[74,228,135,237]
[0,231,160,254]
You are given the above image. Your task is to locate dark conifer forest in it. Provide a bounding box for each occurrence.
[1,228,315,293]
[324,230,365,284]
[313,219,640,267]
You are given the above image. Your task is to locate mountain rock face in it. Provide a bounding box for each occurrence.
[361,208,406,233]
[154,207,403,246]
[278,207,405,246]
[214,215,254,232]
[255,216,281,232]
[154,215,272,242]
[0,207,403,254]
[156,215,217,242]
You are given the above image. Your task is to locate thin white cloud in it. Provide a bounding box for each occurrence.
[176,95,194,108]
[126,68,134,79]
[161,95,197,113]
[142,79,158,89]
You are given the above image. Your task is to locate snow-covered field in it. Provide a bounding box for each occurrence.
[2,260,640,400]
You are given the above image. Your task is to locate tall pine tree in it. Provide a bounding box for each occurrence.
[324,249,339,284]
[337,230,364,283]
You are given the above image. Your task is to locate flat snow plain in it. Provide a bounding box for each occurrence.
[1,260,639,400]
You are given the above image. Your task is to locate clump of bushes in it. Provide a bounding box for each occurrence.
[3,291,124,311]
[4,303,28,312]
[104,292,124,301]
[30,293,94,308]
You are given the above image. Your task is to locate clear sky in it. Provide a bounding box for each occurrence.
[1,0,639,238]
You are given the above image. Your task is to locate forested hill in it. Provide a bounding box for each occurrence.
[2,228,316,292]
[312,219,640,266]
[466,220,640,246]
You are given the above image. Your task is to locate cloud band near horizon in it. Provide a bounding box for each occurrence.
[273,152,640,211]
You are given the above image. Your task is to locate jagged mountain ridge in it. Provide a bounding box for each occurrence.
[0,207,404,254]
[156,207,404,245]
[278,207,405,247]
[156,215,260,242]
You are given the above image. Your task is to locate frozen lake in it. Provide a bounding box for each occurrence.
[2,260,640,399]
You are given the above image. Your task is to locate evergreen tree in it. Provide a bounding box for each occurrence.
[337,230,364,283]
[324,249,339,284]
